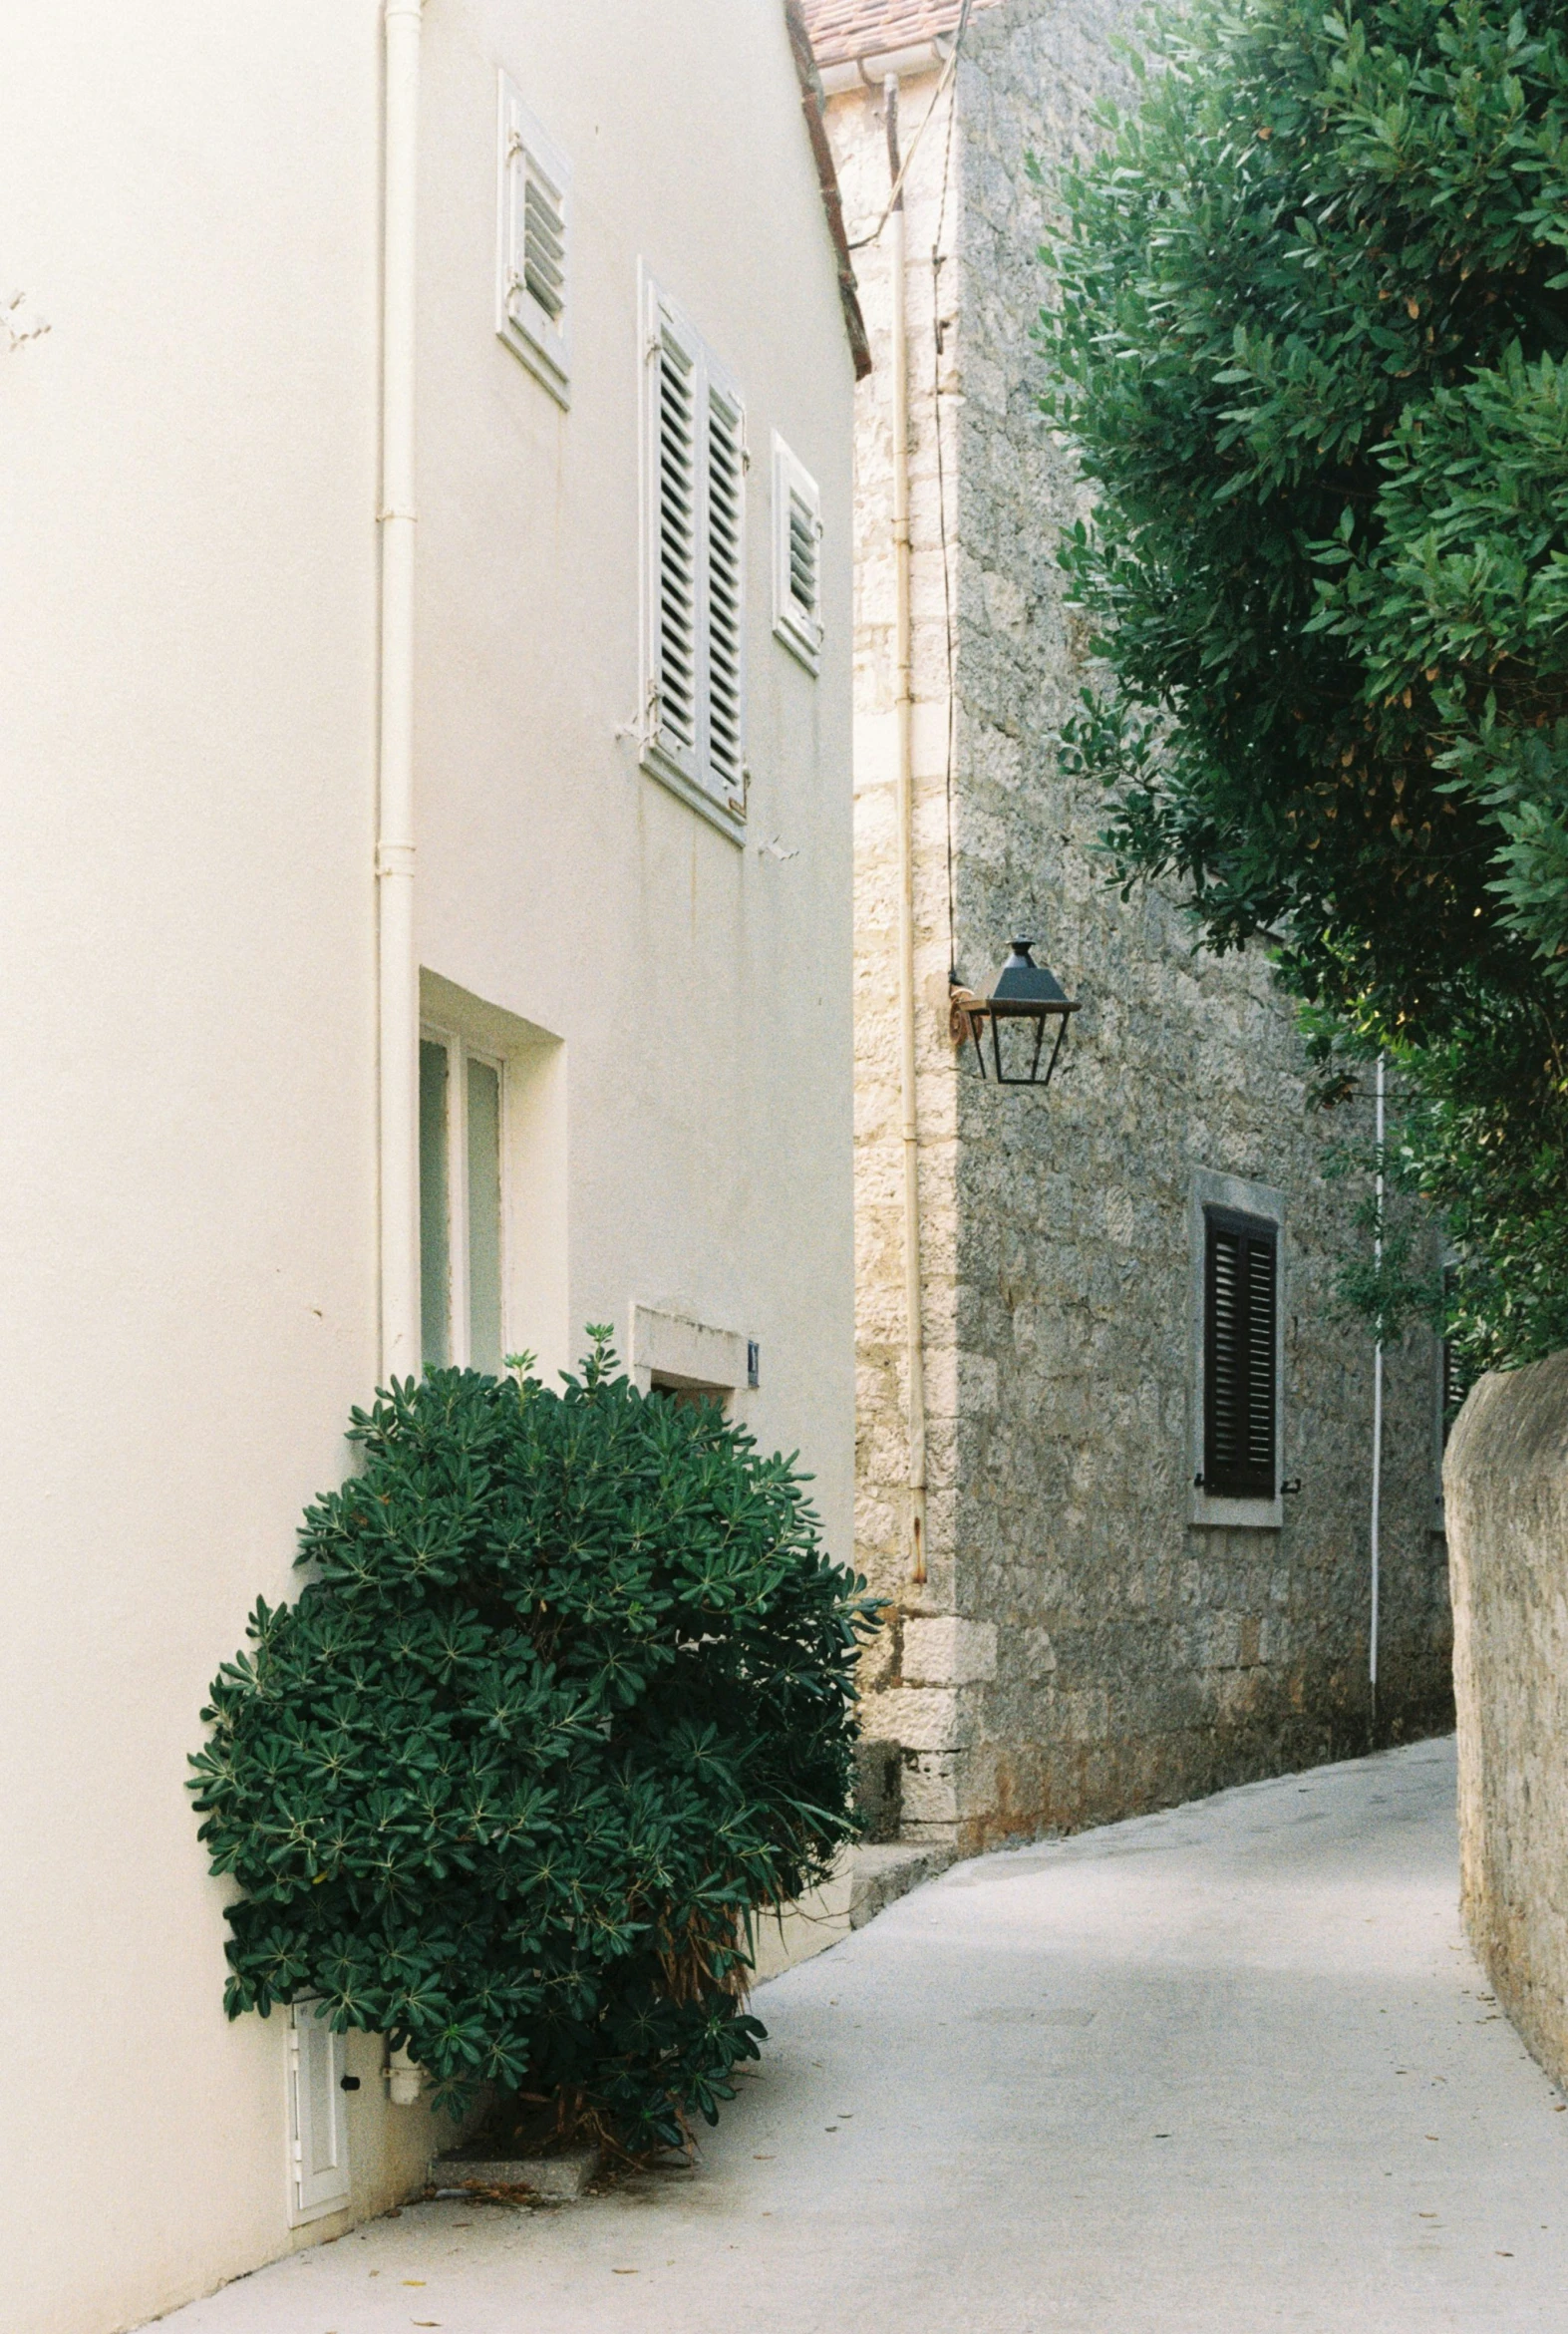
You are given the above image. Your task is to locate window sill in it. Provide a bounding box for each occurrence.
[773,613,821,676]
[1189,1492,1283,1530]
[641,746,746,846]
[496,319,570,410]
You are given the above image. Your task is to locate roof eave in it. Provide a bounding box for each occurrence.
[784,0,874,383]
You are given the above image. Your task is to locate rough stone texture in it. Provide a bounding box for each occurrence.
[826,0,1453,1856]
[1445,1355,1568,2097]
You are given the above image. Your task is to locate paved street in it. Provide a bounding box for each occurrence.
[154,1740,1568,2333]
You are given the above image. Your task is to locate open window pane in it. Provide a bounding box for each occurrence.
[467,1057,503,1375]
[419,1038,452,1370]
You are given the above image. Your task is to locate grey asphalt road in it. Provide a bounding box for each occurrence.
[150,1737,1568,2332]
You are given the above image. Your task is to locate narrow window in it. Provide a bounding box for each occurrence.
[496,75,570,405]
[772,434,822,672]
[466,1057,504,1376]
[1203,1207,1278,1499]
[419,1037,453,1370]
[641,272,747,829]
[419,1030,506,1372]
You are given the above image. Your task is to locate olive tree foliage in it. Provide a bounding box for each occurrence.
[189,1342,879,2152]
[1037,0,1568,1367]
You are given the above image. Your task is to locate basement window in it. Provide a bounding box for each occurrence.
[288,2002,350,2226]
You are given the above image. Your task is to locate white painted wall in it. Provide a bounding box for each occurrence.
[0,5,855,2327]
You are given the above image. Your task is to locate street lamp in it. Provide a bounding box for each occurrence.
[949,937,1080,1088]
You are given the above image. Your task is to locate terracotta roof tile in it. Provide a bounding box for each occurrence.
[800,0,1001,69]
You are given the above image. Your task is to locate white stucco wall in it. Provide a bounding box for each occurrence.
[0,6,855,2328]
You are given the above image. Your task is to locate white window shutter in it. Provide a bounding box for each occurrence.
[772,435,822,673]
[496,75,570,405]
[640,272,747,832]
[289,2002,351,2223]
[704,366,748,812]
[647,284,703,787]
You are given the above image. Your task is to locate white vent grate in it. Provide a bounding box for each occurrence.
[521,167,565,322]
[496,76,570,404]
[788,494,818,617]
[772,436,823,673]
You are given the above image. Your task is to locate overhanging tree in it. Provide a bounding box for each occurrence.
[1038,0,1568,1369]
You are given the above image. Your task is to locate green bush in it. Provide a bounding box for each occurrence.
[189,1338,879,2152]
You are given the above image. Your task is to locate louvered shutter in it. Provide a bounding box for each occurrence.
[1203,1207,1278,1499]
[772,435,823,672]
[289,2002,351,2222]
[704,368,747,812]
[648,294,702,784]
[496,77,570,403]
[1440,1263,1473,1443]
[642,275,747,824]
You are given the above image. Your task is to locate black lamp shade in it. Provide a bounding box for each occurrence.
[954,937,1080,1086]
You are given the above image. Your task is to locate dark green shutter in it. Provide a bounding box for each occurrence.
[1204,1207,1277,1498]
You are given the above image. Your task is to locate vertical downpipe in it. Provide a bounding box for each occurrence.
[378,0,424,1382]
[886,78,927,1587]
[1369,1050,1386,1738]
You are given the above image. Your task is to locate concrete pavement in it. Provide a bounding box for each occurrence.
[151,1739,1568,2332]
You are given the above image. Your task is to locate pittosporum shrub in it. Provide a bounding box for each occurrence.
[189,1337,879,2152]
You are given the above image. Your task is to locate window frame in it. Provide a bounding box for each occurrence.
[419,1022,507,1374]
[772,432,823,674]
[638,266,748,844]
[495,72,571,407]
[1188,1168,1286,1529]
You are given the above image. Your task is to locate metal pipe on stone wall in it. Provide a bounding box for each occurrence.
[818,41,950,97]
[886,76,927,1586]
[378,0,424,1383]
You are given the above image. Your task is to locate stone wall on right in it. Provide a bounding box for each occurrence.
[828,0,1455,1860]
[1446,1355,1568,2097]
[943,0,1455,1849]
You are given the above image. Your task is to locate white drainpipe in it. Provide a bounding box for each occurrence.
[885,77,927,1587]
[378,0,424,1383]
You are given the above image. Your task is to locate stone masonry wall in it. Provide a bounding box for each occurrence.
[1446,1355,1568,2097]
[830,63,967,1798]
[828,0,1453,1857]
